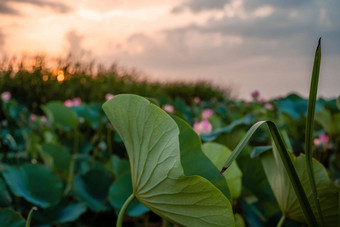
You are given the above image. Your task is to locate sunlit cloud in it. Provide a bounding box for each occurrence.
[0,0,71,16]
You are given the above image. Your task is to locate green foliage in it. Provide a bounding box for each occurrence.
[202,142,242,199]
[173,116,231,200]
[259,146,339,226]
[0,40,339,226]
[0,57,227,113]
[0,209,25,227]
[74,169,113,211]
[103,94,234,226]
[108,156,149,216]
[1,164,63,208]
[42,102,78,130]
[0,178,12,206]
[33,202,87,225]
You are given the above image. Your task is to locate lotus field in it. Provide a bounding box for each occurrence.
[0,41,340,226]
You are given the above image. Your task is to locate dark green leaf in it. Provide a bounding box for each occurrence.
[74,169,113,211]
[42,102,77,130]
[39,143,71,179]
[33,202,87,225]
[2,164,63,208]
[108,156,149,217]
[0,208,25,227]
[0,177,12,206]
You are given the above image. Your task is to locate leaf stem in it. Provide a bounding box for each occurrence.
[276,214,285,227]
[107,127,113,156]
[117,193,134,227]
[63,158,75,196]
[26,206,37,227]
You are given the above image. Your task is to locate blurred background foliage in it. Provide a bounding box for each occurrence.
[0,55,228,114]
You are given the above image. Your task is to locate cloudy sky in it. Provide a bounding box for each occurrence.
[0,0,339,99]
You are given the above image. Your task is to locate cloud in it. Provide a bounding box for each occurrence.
[172,0,230,13]
[108,0,340,99]
[0,29,4,51]
[173,0,312,13]
[169,1,340,55]
[0,0,71,15]
[65,30,91,57]
[0,2,19,15]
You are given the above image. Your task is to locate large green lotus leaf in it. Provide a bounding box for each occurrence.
[201,142,242,199]
[259,145,339,226]
[1,164,63,208]
[103,94,234,226]
[108,156,149,216]
[74,169,113,212]
[0,177,12,206]
[42,101,77,130]
[0,209,25,227]
[172,116,231,200]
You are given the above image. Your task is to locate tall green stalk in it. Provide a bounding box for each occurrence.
[305,38,324,226]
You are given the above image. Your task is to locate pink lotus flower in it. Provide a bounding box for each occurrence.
[105,93,114,101]
[163,104,175,114]
[193,120,212,135]
[319,134,329,143]
[264,103,274,111]
[29,114,37,122]
[251,90,260,99]
[1,91,11,102]
[72,97,82,106]
[201,109,214,119]
[314,134,330,148]
[64,99,73,107]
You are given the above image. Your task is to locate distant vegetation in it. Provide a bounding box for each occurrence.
[0,55,229,113]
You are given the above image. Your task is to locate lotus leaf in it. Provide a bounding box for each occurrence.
[201,142,242,198]
[0,208,25,227]
[103,94,234,226]
[1,164,63,208]
[74,169,113,211]
[42,101,77,130]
